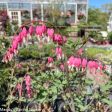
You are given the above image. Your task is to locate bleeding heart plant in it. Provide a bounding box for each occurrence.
[2,20,111,112]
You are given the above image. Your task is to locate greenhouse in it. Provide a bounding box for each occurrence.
[0,0,88,26]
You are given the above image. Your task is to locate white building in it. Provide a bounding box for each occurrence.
[0,0,88,26]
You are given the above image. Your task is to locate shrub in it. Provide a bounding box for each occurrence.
[1,21,112,112]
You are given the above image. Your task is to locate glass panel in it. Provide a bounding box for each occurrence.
[53,4,65,25]
[77,4,86,21]
[8,3,30,10]
[43,4,52,21]
[32,4,41,21]
[0,3,7,10]
[66,4,76,24]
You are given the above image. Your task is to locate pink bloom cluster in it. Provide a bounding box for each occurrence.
[47,28,54,39]
[60,64,65,71]
[55,47,64,60]
[77,48,83,56]
[29,26,34,35]
[67,56,82,68]
[2,27,28,63]
[67,56,104,71]
[16,63,22,69]
[16,74,32,98]
[47,57,54,63]
[16,83,22,97]
[53,34,67,45]
[3,25,67,63]
[24,75,32,98]
[36,25,46,36]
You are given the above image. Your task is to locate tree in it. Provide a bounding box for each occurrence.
[88,8,109,30]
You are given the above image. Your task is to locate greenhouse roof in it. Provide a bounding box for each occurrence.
[0,0,88,4]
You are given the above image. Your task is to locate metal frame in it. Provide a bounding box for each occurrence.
[0,0,88,26]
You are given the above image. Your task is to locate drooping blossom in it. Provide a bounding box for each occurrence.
[67,56,81,68]
[87,61,99,70]
[47,28,54,38]
[29,26,34,35]
[2,50,13,63]
[53,34,63,44]
[41,25,47,33]
[36,26,43,36]
[87,61,99,74]
[16,63,22,69]
[98,63,103,71]
[36,25,46,37]
[82,58,87,68]
[103,65,106,70]
[63,36,67,43]
[60,64,65,71]
[55,47,63,59]
[16,83,22,97]
[21,27,27,38]
[47,57,54,63]
[77,48,83,56]
[2,35,23,63]
[2,44,18,63]
[67,56,75,67]
[24,75,32,98]
[74,58,81,68]
[11,39,19,53]
[17,34,23,45]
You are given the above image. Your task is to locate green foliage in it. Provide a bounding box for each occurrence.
[88,31,106,42]
[5,21,19,36]
[63,38,82,57]
[108,32,112,42]
[0,38,12,100]
[5,21,13,36]
[88,8,109,30]
[0,21,112,112]
[18,43,55,60]
[85,47,112,64]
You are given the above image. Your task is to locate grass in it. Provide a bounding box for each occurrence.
[85,47,112,64]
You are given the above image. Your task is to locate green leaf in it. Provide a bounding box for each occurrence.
[62,80,67,85]
[42,91,48,96]
[100,82,112,92]
[51,86,57,94]
[102,98,112,106]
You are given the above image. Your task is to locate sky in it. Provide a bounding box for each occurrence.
[89,0,112,8]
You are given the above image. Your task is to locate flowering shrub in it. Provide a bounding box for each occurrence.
[1,21,112,112]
